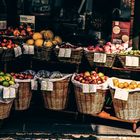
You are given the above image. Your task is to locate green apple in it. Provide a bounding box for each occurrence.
[9,80,15,85]
[0,76,5,82]
[4,76,11,81]
[0,71,4,76]
[2,81,10,87]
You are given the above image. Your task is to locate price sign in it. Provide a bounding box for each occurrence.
[0,21,7,29]
[3,87,10,99]
[125,56,139,67]
[89,84,97,93]
[9,88,16,98]
[47,81,53,91]
[14,47,22,57]
[41,81,47,90]
[31,79,38,90]
[64,48,72,58]
[82,84,90,93]
[28,45,34,54]
[20,15,35,30]
[114,89,129,101]
[94,53,106,63]
[23,44,29,54]
[58,48,65,57]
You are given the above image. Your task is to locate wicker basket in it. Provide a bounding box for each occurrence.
[1,48,15,62]
[85,51,116,68]
[42,78,70,110]
[117,54,140,69]
[54,48,83,64]
[33,46,52,61]
[110,88,140,120]
[0,101,13,119]
[74,86,107,115]
[14,82,32,110]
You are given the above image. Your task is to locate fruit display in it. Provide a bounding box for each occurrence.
[112,78,140,90]
[0,25,34,38]
[0,38,19,49]
[10,72,34,80]
[119,50,140,56]
[86,42,128,54]
[26,30,62,47]
[74,71,108,84]
[0,71,15,87]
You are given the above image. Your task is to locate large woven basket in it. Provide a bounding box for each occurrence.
[74,86,107,115]
[42,78,70,110]
[14,82,32,110]
[117,54,140,69]
[110,88,140,120]
[33,46,52,61]
[0,101,13,119]
[1,48,15,62]
[54,48,83,64]
[85,51,116,68]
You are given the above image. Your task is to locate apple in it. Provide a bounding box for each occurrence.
[98,72,104,77]
[84,71,90,77]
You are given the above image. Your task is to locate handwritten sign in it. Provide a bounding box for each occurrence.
[94,53,106,63]
[125,56,139,67]
[114,89,129,101]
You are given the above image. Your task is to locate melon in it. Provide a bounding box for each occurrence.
[35,39,44,47]
[44,30,54,40]
[26,39,34,45]
[33,32,43,40]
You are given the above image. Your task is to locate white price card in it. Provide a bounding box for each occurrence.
[17,46,22,56]
[89,84,97,93]
[125,56,139,67]
[82,84,90,93]
[20,15,35,24]
[64,48,72,58]
[23,44,29,54]
[94,53,107,63]
[58,48,65,57]
[41,81,47,91]
[114,89,129,101]
[31,79,38,90]
[3,87,10,99]
[14,47,22,57]
[28,45,34,54]
[0,21,7,29]
[47,81,53,91]
[9,88,16,98]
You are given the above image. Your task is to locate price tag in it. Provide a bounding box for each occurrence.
[58,48,65,57]
[31,79,38,90]
[28,45,34,54]
[64,48,72,58]
[0,21,7,29]
[94,53,107,63]
[41,81,47,91]
[9,88,16,98]
[47,81,53,91]
[82,84,90,93]
[125,56,139,67]
[89,84,97,93]
[23,44,29,54]
[3,87,10,99]
[114,89,129,101]
[14,47,22,57]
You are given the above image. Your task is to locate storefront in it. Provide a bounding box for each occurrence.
[0,0,140,139]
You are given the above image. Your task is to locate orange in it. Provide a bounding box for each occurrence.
[33,32,43,40]
[137,83,140,88]
[123,82,129,88]
[34,39,44,47]
[118,82,124,89]
[128,84,135,89]
[130,81,137,85]
[113,79,119,85]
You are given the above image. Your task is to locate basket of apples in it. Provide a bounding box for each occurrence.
[11,71,35,110]
[37,70,72,110]
[0,38,22,62]
[109,77,140,120]
[0,25,34,40]
[117,50,140,69]
[84,42,125,68]
[72,71,109,115]
[0,71,18,119]
[54,43,83,64]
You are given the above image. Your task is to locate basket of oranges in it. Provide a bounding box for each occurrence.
[109,77,140,120]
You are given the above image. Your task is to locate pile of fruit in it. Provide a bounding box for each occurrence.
[26,30,62,47]
[0,25,33,37]
[10,73,34,80]
[0,71,15,87]
[87,42,127,54]
[113,78,140,89]
[0,39,18,49]
[119,50,140,56]
[74,71,108,84]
